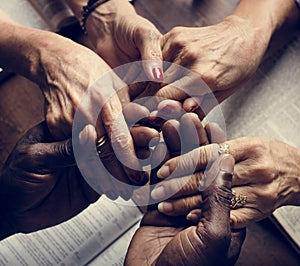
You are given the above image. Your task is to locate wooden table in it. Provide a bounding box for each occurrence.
[0,0,299,264]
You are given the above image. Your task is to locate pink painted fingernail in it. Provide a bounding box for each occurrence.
[152,67,164,81]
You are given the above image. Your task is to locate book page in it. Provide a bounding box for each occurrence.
[273,206,300,252]
[207,33,300,251]
[0,197,142,266]
[0,0,50,30]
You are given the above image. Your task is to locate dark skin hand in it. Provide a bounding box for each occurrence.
[0,121,158,240]
[0,122,99,240]
[125,155,246,266]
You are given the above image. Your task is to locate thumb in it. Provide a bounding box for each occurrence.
[26,138,75,170]
[196,154,234,241]
[134,22,164,82]
[31,125,96,170]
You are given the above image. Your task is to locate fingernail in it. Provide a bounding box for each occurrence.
[158,202,173,213]
[186,213,199,222]
[161,104,174,114]
[152,67,164,81]
[79,129,88,145]
[219,155,234,173]
[151,186,166,199]
[157,165,170,178]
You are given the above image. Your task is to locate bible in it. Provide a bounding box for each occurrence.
[0,196,143,265]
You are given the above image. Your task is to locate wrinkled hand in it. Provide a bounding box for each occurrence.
[125,155,246,266]
[25,29,150,186]
[85,0,163,81]
[148,15,269,115]
[0,122,99,240]
[0,121,159,240]
[154,136,300,228]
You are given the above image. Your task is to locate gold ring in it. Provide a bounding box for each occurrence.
[96,135,108,155]
[230,190,247,209]
[218,143,230,155]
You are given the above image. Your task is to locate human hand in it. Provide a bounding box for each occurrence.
[154,136,300,228]
[0,120,159,240]
[0,122,99,240]
[145,15,269,115]
[0,21,150,185]
[84,0,163,82]
[125,155,246,266]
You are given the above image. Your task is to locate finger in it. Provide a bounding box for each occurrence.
[156,143,219,179]
[155,72,210,101]
[225,137,256,162]
[148,141,170,208]
[130,126,160,147]
[134,23,164,82]
[78,125,132,200]
[136,148,151,160]
[123,102,150,125]
[25,138,75,170]
[151,172,202,200]
[100,90,148,185]
[156,99,184,120]
[186,209,202,223]
[157,195,202,216]
[183,96,203,112]
[180,113,208,151]
[229,185,270,228]
[162,119,181,157]
[196,155,235,240]
[148,110,166,128]
[230,208,259,229]
[227,228,246,265]
[205,122,227,144]
[128,81,149,100]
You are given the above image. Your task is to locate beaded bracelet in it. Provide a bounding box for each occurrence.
[81,0,109,33]
[81,0,135,34]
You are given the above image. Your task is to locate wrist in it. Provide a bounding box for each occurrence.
[65,0,135,30]
[0,23,38,79]
[231,0,299,45]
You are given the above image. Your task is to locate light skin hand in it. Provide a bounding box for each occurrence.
[0,15,149,186]
[66,0,164,82]
[141,0,299,115]
[155,136,300,229]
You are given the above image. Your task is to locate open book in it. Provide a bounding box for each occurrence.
[0,0,77,82]
[0,196,143,265]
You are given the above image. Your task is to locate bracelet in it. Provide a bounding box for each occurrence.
[81,0,135,34]
[81,0,110,34]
